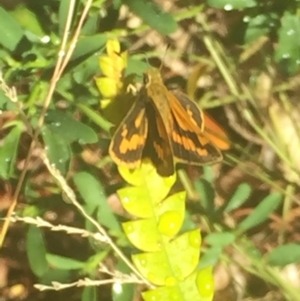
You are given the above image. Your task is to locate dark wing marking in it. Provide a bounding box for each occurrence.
[109,97,148,169]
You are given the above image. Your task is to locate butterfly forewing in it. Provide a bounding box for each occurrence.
[168,90,223,165]
[109,98,148,169]
[169,90,205,132]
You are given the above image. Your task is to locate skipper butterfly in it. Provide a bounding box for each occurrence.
[109,67,229,176]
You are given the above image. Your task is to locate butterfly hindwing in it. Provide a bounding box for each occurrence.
[171,117,222,164]
[109,98,148,169]
[144,101,174,176]
[203,113,230,151]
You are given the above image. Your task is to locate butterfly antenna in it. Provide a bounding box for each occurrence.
[159,44,170,72]
[142,52,150,67]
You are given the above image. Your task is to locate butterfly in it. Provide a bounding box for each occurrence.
[109,67,229,176]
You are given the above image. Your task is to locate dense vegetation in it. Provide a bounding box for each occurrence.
[1,1,300,301]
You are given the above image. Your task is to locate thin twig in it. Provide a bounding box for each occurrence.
[35,276,144,291]
[41,152,152,287]
[8,215,107,242]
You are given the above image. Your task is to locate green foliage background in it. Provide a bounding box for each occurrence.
[1,0,300,301]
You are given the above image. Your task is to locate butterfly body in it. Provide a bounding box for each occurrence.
[109,67,228,176]
[144,68,173,134]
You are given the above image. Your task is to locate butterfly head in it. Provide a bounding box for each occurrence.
[143,68,164,88]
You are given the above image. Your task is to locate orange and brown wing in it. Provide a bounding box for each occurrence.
[143,101,175,176]
[203,113,230,150]
[168,90,222,165]
[109,98,148,169]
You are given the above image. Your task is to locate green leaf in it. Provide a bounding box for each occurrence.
[10,4,45,37]
[202,166,215,184]
[76,102,112,132]
[45,110,98,144]
[81,13,99,35]
[42,126,71,175]
[118,163,176,199]
[0,7,24,51]
[181,211,197,232]
[143,268,214,301]
[205,232,236,248]
[244,14,274,43]
[195,267,214,300]
[71,34,107,62]
[119,162,202,293]
[73,171,105,213]
[198,247,222,269]
[224,183,251,213]
[118,186,155,218]
[113,261,134,301]
[122,0,178,35]
[46,254,85,270]
[194,179,215,213]
[119,187,185,221]
[207,0,257,9]
[82,287,97,301]
[73,55,99,84]
[113,283,134,301]
[133,230,201,285]
[158,194,185,233]
[40,269,72,285]
[123,218,162,252]
[126,57,148,76]
[275,12,300,74]
[73,172,122,232]
[26,226,48,277]
[0,124,22,179]
[58,0,73,36]
[83,251,109,275]
[0,89,11,109]
[238,193,282,232]
[267,244,300,266]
